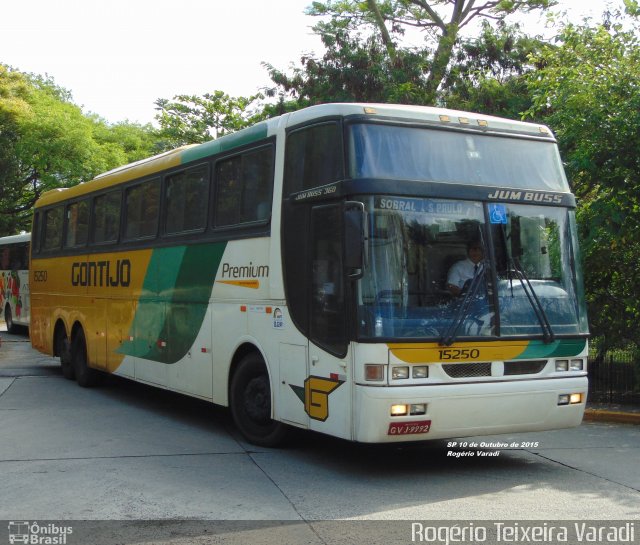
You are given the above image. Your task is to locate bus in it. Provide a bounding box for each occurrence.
[0,233,30,333]
[30,103,589,446]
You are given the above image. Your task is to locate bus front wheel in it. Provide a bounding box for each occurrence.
[230,353,289,447]
[72,328,102,388]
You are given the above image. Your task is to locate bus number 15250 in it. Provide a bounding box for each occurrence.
[438,348,480,360]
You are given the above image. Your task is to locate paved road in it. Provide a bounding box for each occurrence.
[1,327,638,544]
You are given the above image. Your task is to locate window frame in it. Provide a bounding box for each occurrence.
[63,197,91,249]
[211,142,275,232]
[40,205,65,253]
[90,189,123,247]
[283,119,345,197]
[122,177,161,242]
[162,162,211,238]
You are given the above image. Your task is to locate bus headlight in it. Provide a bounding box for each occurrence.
[555,360,569,372]
[392,366,409,380]
[570,359,584,371]
[413,366,428,379]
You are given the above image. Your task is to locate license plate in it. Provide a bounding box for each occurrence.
[388,420,431,436]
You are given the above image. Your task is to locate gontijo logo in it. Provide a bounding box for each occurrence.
[8,521,73,544]
[71,259,131,287]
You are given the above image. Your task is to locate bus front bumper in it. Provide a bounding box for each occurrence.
[353,376,588,443]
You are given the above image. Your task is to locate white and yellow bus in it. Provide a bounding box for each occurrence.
[1,233,30,333]
[30,104,589,446]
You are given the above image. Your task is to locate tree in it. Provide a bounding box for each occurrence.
[0,66,33,234]
[264,17,431,108]
[154,91,264,150]
[443,20,545,117]
[0,65,160,235]
[267,0,555,106]
[524,9,640,349]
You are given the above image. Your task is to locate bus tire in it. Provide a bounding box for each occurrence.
[230,353,289,447]
[4,304,17,334]
[55,328,74,380]
[72,328,101,388]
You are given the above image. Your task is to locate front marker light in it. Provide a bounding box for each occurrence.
[392,366,409,380]
[413,366,428,379]
[365,364,385,381]
[558,393,583,405]
[391,404,408,416]
[555,359,569,372]
[570,393,583,404]
[570,359,584,371]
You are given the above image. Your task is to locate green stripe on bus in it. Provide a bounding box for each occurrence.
[517,338,587,359]
[118,242,227,363]
[180,123,269,165]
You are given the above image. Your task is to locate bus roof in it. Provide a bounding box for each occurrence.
[34,103,554,209]
[0,233,30,245]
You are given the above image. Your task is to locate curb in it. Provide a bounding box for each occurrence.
[584,409,640,425]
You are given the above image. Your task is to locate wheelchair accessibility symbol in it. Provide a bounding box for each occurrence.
[489,204,508,224]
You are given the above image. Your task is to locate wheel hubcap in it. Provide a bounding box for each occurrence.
[243,376,270,424]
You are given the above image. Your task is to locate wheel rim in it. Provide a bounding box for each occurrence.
[243,375,271,424]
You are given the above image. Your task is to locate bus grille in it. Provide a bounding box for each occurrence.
[442,362,492,378]
[504,360,547,375]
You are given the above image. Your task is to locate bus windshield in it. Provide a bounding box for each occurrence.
[356,196,588,341]
[348,123,569,192]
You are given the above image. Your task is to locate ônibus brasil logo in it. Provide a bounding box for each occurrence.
[8,521,73,544]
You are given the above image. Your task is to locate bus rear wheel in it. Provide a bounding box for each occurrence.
[4,305,16,334]
[230,353,289,447]
[55,329,74,380]
[72,328,102,388]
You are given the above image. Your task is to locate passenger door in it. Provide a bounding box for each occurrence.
[306,204,352,440]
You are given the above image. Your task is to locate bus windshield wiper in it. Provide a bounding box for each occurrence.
[509,258,555,344]
[440,263,486,347]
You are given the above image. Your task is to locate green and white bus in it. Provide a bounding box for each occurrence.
[1,233,30,333]
[30,104,589,445]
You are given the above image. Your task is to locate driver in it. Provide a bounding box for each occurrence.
[446,241,484,296]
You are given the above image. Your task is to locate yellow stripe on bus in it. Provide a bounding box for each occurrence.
[387,340,530,364]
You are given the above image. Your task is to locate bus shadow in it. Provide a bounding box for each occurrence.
[75,376,639,519]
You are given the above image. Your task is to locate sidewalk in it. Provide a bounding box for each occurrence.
[584,402,640,425]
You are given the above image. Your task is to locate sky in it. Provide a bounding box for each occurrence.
[0,0,612,126]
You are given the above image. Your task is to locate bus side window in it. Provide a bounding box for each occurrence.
[93,191,121,244]
[65,199,89,248]
[42,206,64,252]
[214,146,273,228]
[165,164,209,234]
[124,179,160,240]
[284,122,344,195]
[12,243,28,270]
[32,212,40,254]
[0,246,9,269]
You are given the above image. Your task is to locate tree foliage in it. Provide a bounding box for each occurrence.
[154,91,264,150]
[265,0,554,106]
[443,20,545,116]
[525,10,640,349]
[0,65,159,235]
[264,18,431,107]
